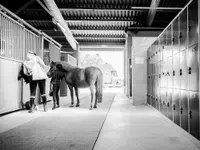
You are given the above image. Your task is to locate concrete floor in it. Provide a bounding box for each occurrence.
[94,93,200,150]
[0,88,200,150]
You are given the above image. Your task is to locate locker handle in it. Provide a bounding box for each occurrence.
[173,70,175,76]
[159,74,161,78]
[188,25,191,32]
[180,107,183,114]
[167,102,169,107]
[180,69,182,76]
[188,67,191,74]
[173,104,175,110]
[172,37,175,43]
[179,32,182,39]
[189,110,192,118]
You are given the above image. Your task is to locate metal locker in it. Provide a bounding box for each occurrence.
[162,60,168,88]
[159,38,163,62]
[172,17,179,55]
[156,87,160,111]
[173,52,180,89]
[189,91,199,139]
[188,44,199,91]
[180,49,188,90]
[165,25,173,58]
[162,31,167,60]
[161,88,168,116]
[188,0,198,47]
[172,89,180,126]
[160,87,164,113]
[180,90,189,132]
[167,88,173,120]
[158,61,162,88]
[167,57,173,88]
[160,61,164,88]
[179,9,188,51]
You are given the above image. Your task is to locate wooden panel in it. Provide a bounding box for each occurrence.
[0,58,23,114]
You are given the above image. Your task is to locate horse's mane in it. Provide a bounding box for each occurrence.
[56,61,77,72]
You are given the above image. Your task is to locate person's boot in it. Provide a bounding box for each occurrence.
[28,98,35,113]
[42,96,47,112]
[52,102,56,110]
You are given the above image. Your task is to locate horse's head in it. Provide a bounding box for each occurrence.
[47,61,63,78]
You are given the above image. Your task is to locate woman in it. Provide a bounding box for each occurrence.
[23,51,48,113]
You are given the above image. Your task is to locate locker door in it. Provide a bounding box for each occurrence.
[166,25,173,58]
[163,31,167,60]
[163,88,168,117]
[162,60,168,88]
[160,61,164,88]
[173,89,180,126]
[188,44,199,91]
[167,57,173,88]
[180,90,189,132]
[172,17,179,55]
[160,87,165,114]
[156,87,160,111]
[167,88,173,120]
[188,0,198,47]
[158,62,161,88]
[189,91,199,139]
[179,9,187,51]
[173,52,180,89]
[180,49,188,90]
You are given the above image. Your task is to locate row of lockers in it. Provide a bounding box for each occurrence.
[147,88,199,140]
[147,43,199,92]
[147,0,198,62]
[147,0,199,141]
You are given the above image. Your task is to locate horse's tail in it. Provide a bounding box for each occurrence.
[96,70,103,103]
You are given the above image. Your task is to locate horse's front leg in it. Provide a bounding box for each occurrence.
[89,86,94,110]
[68,85,74,107]
[75,88,80,107]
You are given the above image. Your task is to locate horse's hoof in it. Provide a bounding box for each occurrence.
[76,104,80,107]
[52,106,56,110]
[89,107,93,110]
[93,106,97,109]
[69,104,74,107]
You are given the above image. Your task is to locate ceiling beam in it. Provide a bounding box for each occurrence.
[43,0,78,50]
[75,37,126,40]
[23,8,181,13]
[146,0,161,26]
[26,19,140,22]
[58,7,182,12]
[15,0,36,15]
[51,35,125,38]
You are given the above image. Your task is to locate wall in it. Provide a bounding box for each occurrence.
[0,58,23,114]
[132,37,156,105]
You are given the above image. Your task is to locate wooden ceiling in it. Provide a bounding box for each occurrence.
[1,0,190,51]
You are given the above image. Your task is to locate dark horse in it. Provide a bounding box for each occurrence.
[47,61,103,110]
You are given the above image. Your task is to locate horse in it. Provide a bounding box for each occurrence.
[47,61,103,110]
[18,64,30,84]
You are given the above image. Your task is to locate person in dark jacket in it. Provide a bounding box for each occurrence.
[49,69,63,110]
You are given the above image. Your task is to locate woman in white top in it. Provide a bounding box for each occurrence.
[23,51,48,113]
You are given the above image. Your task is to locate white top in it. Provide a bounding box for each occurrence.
[23,56,48,80]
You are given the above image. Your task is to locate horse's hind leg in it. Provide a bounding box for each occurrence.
[75,88,80,107]
[89,86,94,110]
[93,84,98,109]
[68,85,74,107]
